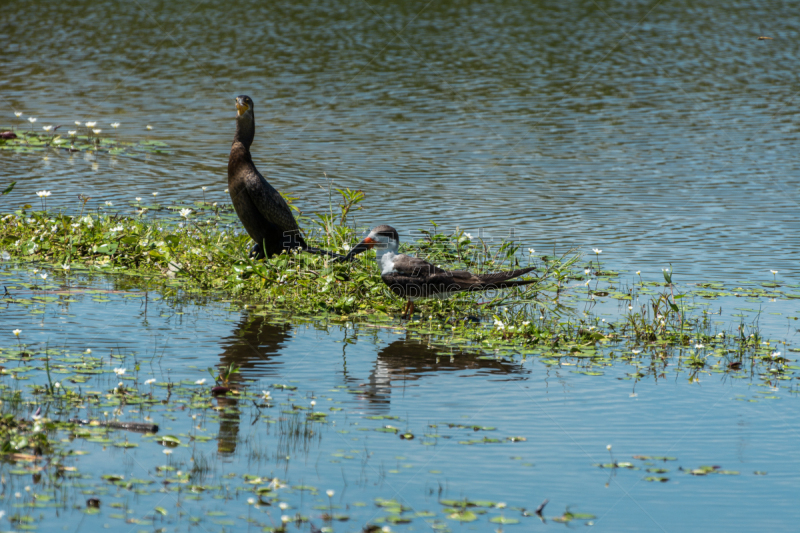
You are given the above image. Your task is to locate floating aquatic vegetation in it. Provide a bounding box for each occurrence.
[686,465,740,476]
[0,129,171,156]
[0,189,797,422]
[0,192,582,348]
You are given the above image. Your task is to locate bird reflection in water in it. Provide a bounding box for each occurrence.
[214,314,291,454]
[344,335,529,413]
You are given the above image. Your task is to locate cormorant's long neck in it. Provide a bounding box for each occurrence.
[234,113,255,149]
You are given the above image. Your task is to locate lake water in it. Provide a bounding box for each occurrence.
[1,264,799,531]
[2,0,800,531]
[3,0,799,281]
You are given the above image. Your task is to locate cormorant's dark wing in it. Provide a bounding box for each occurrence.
[244,168,302,236]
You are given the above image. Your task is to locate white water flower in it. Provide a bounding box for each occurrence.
[771,351,781,358]
[13,329,21,336]
[694,344,704,349]
[528,248,535,254]
[75,121,82,126]
[195,378,206,385]
[62,263,70,271]
[224,188,229,193]
[40,273,47,280]
[113,368,126,376]
[42,125,52,132]
[152,192,158,197]
[14,111,22,117]
[36,190,51,197]
[146,125,153,130]
[109,226,123,232]
[68,130,77,136]
[247,497,255,505]
[268,478,286,489]
[278,502,289,510]
[585,279,591,286]
[631,349,641,354]
[85,121,96,128]
[93,129,101,135]
[145,378,156,385]
[111,122,120,129]
[179,208,192,219]
[262,390,271,399]
[496,502,507,509]
[281,515,290,523]
[163,448,172,455]
[28,117,37,123]
[606,444,612,450]
[584,268,590,275]
[326,489,334,497]
[135,197,142,202]
[105,201,113,206]
[592,248,602,254]
[201,186,207,191]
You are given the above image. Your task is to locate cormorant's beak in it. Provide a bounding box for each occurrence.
[341,235,376,261]
[236,97,249,117]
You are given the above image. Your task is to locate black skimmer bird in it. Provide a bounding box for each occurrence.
[228,95,347,260]
[342,225,537,318]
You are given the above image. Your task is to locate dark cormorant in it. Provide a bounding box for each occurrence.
[227,95,345,260]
